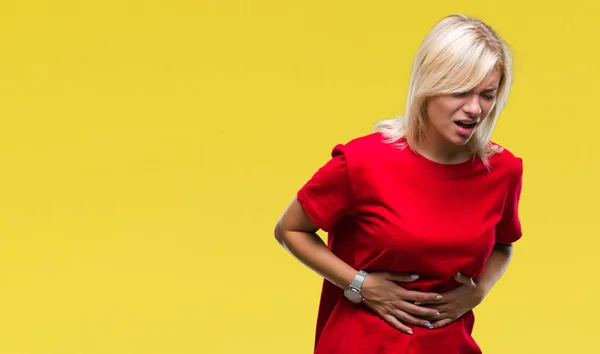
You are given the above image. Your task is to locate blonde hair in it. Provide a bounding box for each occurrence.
[374,14,513,168]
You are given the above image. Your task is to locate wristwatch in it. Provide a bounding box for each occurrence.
[344,270,369,304]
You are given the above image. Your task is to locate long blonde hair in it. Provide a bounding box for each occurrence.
[374,14,513,168]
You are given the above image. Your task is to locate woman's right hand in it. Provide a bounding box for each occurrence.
[360,271,443,334]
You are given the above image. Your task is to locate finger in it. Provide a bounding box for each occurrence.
[385,272,420,283]
[454,272,467,284]
[401,290,443,303]
[424,309,452,321]
[454,272,476,287]
[427,302,453,313]
[382,314,414,334]
[400,302,441,318]
[431,318,454,329]
[415,292,453,305]
[392,309,434,329]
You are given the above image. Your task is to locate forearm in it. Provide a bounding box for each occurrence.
[476,243,514,297]
[277,230,357,290]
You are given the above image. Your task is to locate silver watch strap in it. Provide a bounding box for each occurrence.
[350,270,368,290]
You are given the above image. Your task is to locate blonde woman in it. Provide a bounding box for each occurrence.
[275,14,523,354]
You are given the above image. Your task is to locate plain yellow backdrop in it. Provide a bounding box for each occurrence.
[0,1,598,353]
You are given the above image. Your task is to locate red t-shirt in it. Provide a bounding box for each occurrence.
[297,132,523,354]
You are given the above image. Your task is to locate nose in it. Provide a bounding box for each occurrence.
[463,94,481,117]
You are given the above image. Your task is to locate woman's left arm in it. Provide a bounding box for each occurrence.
[475,242,513,298]
[426,158,524,328]
[418,243,514,328]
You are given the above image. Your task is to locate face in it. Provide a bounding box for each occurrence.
[424,69,502,148]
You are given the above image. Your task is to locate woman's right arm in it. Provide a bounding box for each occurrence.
[274,197,443,334]
[274,197,359,289]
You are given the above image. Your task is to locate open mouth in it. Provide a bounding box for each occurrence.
[455,121,477,129]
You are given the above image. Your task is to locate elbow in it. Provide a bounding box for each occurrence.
[274,221,284,245]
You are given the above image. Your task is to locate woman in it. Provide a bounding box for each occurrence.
[274,14,523,354]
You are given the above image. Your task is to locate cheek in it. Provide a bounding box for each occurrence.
[429,99,457,119]
[482,101,496,116]
[445,99,464,114]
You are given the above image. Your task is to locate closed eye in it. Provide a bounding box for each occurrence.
[482,88,498,100]
[452,91,495,100]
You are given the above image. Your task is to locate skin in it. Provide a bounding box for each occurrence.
[274,68,516,333]
[410,68,514,328]
[274,201,442,334]
[416,68,502,164]
[420,244,514,329]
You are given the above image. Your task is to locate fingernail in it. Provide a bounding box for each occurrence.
[434,311,440,316]
[436,295,442,300]
[407,329,413,335]
[414,302,422,305]
[410,274,419,279]
[425,322,432,328]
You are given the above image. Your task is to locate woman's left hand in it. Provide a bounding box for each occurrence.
[416,272,486,328]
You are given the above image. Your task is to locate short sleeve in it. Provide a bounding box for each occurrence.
[296,144,354,232]
[495,158,524,244]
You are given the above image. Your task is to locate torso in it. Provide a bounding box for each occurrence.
[311,132,522,353]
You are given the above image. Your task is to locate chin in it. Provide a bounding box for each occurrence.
[448,135,472,146]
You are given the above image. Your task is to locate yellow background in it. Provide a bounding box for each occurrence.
[0,1,597,353]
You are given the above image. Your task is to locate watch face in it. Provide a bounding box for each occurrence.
[344,289,363,303]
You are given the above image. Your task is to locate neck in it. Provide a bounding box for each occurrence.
[414,134,472,165]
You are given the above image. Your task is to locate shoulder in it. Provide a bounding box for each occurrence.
[333,132,400,161]
[488,142,523,178]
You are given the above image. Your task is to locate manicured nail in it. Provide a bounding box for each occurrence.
[425,322,432,328]
[407,329,413,335]
[433,311,440,316]
[411,274,419,279]
[436,295,442,300]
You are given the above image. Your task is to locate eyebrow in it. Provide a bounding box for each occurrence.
[482,87,499,91]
